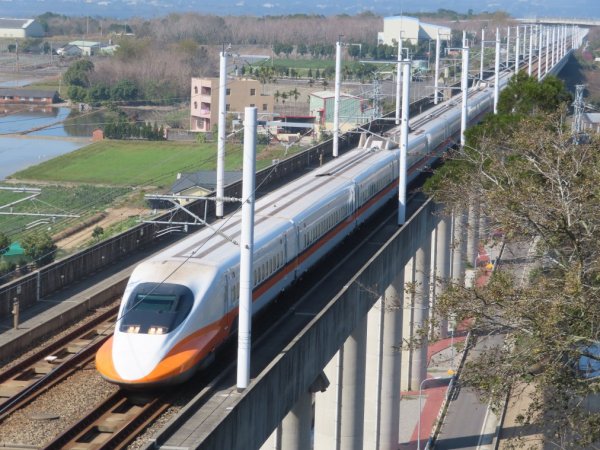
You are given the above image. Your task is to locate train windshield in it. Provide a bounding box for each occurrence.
[133,294,176,312]
[119,283,194,334]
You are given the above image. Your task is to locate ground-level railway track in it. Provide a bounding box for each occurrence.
[43,390,171,450]
[0,305,118,421]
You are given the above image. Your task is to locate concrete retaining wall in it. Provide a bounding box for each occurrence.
[0,276,128,361]
[196,199,436,449]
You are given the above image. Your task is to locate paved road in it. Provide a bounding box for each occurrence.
[434,240,535,449]
[435,334,503,450]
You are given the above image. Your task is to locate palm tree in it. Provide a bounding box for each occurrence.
[289,88,300,109]
[274,90,281,104]
[281,92,289,114]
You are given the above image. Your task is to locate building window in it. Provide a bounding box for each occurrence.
[226,88,231,95]
[194,101,198,109]
[194,86,198,94]
[250,88,256,96]
[250,103,255,107]
[226,104,230,111]
[262,104,268,111]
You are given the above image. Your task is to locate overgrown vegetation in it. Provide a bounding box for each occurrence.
[0,185,130,240]
[425,74,600,445]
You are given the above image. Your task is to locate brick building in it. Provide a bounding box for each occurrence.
[0,89,59,105]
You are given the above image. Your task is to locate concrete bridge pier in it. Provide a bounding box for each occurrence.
[449,209,467,332]
[363,273,404,450]
[433,211,452,339]
[466,201,480,269]
[400,209,433,391]
[408,216,432,390]
[400,256,415,391]
[260,374,329,450]
[314,314,368,450]
[451,209,467,288]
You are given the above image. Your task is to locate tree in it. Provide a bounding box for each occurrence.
[22,232,57,268]
[289,88,300,106]
[86,83,111,104]
[0,232,9,256]
[497,72,572,117]
[425,75,600,444]
[67,85,87,103]
[92,226,104,241]
[63,59,94,88]
[111,79,138,102]
[347,44,361,59]
[297,43,308,57]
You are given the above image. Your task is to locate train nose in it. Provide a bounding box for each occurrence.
[95,336,121,383]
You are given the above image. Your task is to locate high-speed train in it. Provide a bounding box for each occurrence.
[96,72,510,388]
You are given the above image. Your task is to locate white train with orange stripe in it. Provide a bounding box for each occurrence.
[96,76,506,388]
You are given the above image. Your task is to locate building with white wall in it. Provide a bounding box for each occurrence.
[0,18,44,38]
[378,15,451,46]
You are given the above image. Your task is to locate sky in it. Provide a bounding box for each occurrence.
[4,0,600,19]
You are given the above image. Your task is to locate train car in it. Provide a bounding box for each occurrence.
[96,69,512,388]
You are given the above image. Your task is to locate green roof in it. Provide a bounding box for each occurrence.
[4,242,24,256]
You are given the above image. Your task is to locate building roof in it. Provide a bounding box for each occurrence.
[69,40,101,47]
[0,88,58,98]
[310,91,359,99]
[383,15,420,23]
[584,113,600,124]
[170,171,243,194]
[0,18,35,29]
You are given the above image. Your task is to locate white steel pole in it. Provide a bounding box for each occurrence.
[398,61,410,226]
[461,42,469,147]
[521,25,527,61]
[558,26,562,59]
[396,32,403,124]
[515,26,520,73]
[434,30,440,105]
[480,28,485,80]
[546,27,551,75]
[551,27,556,68]
[556,26,560,62]
[494,28,500,115]
[506,26,510,69]
[528,25,534,76]
[217,51,227,218]
[538,26,543,80]
[333,40,342,158]
[236,106,257,391]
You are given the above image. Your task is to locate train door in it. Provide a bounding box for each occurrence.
[293,223,301,279]
[225,269,238,331]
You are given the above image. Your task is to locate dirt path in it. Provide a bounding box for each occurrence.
[54,206,147,251]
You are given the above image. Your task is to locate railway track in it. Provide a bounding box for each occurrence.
[0,305,118,422]
[43,390,171,450]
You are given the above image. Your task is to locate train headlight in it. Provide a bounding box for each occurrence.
[149,326,166,335]
[127,325,140,333]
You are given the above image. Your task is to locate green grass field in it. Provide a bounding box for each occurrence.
[10,139,305,187]
[268,58,336,70]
